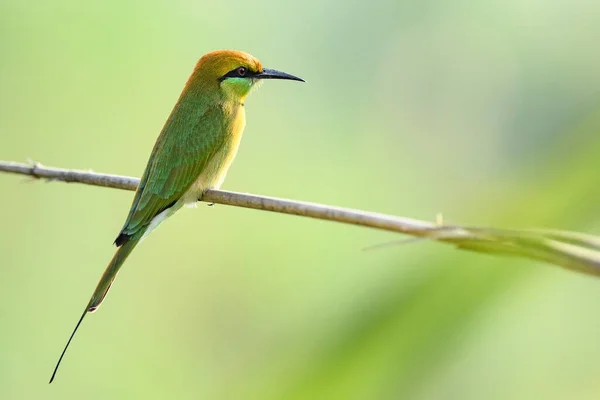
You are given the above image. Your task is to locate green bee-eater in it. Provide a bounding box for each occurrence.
[49,50,303,382]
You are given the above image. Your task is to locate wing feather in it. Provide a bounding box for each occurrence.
[115,101,225,245]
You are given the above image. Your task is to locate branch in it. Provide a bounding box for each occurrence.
[2,160,600,277]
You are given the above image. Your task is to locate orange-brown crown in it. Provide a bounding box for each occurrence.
[193,50,262,81]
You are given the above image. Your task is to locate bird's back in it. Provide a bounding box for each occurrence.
[116,96,234,244]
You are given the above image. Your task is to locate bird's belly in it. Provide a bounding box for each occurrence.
[181,151,233,206]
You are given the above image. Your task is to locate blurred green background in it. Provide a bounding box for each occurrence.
[2,0,600,399]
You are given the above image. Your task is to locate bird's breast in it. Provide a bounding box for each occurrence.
[181,104,246,206]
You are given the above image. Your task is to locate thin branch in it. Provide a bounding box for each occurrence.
[0,160,438,234]
[1,160,600,277]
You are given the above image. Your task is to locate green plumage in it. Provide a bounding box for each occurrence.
[116,102,226,244]
[50,49,303,383]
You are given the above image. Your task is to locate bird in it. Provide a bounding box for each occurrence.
[49,50,304,383]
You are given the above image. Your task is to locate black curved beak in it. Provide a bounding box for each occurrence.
[254,68,305,82]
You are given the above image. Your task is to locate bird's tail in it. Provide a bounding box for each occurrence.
[87,233,142,312]
[49,232,143,383]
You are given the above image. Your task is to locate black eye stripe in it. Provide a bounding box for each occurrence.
[219,67,258,81]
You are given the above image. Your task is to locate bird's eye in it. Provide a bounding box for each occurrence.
[219,66,253,81]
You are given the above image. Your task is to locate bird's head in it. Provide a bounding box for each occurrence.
[187,50,304,103]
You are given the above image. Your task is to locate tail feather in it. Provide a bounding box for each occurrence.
[87,234,141,312]
[49,232,143,383]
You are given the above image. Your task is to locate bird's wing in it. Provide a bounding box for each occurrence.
[115,102,225,245]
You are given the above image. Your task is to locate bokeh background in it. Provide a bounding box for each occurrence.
[2,1,600,399]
